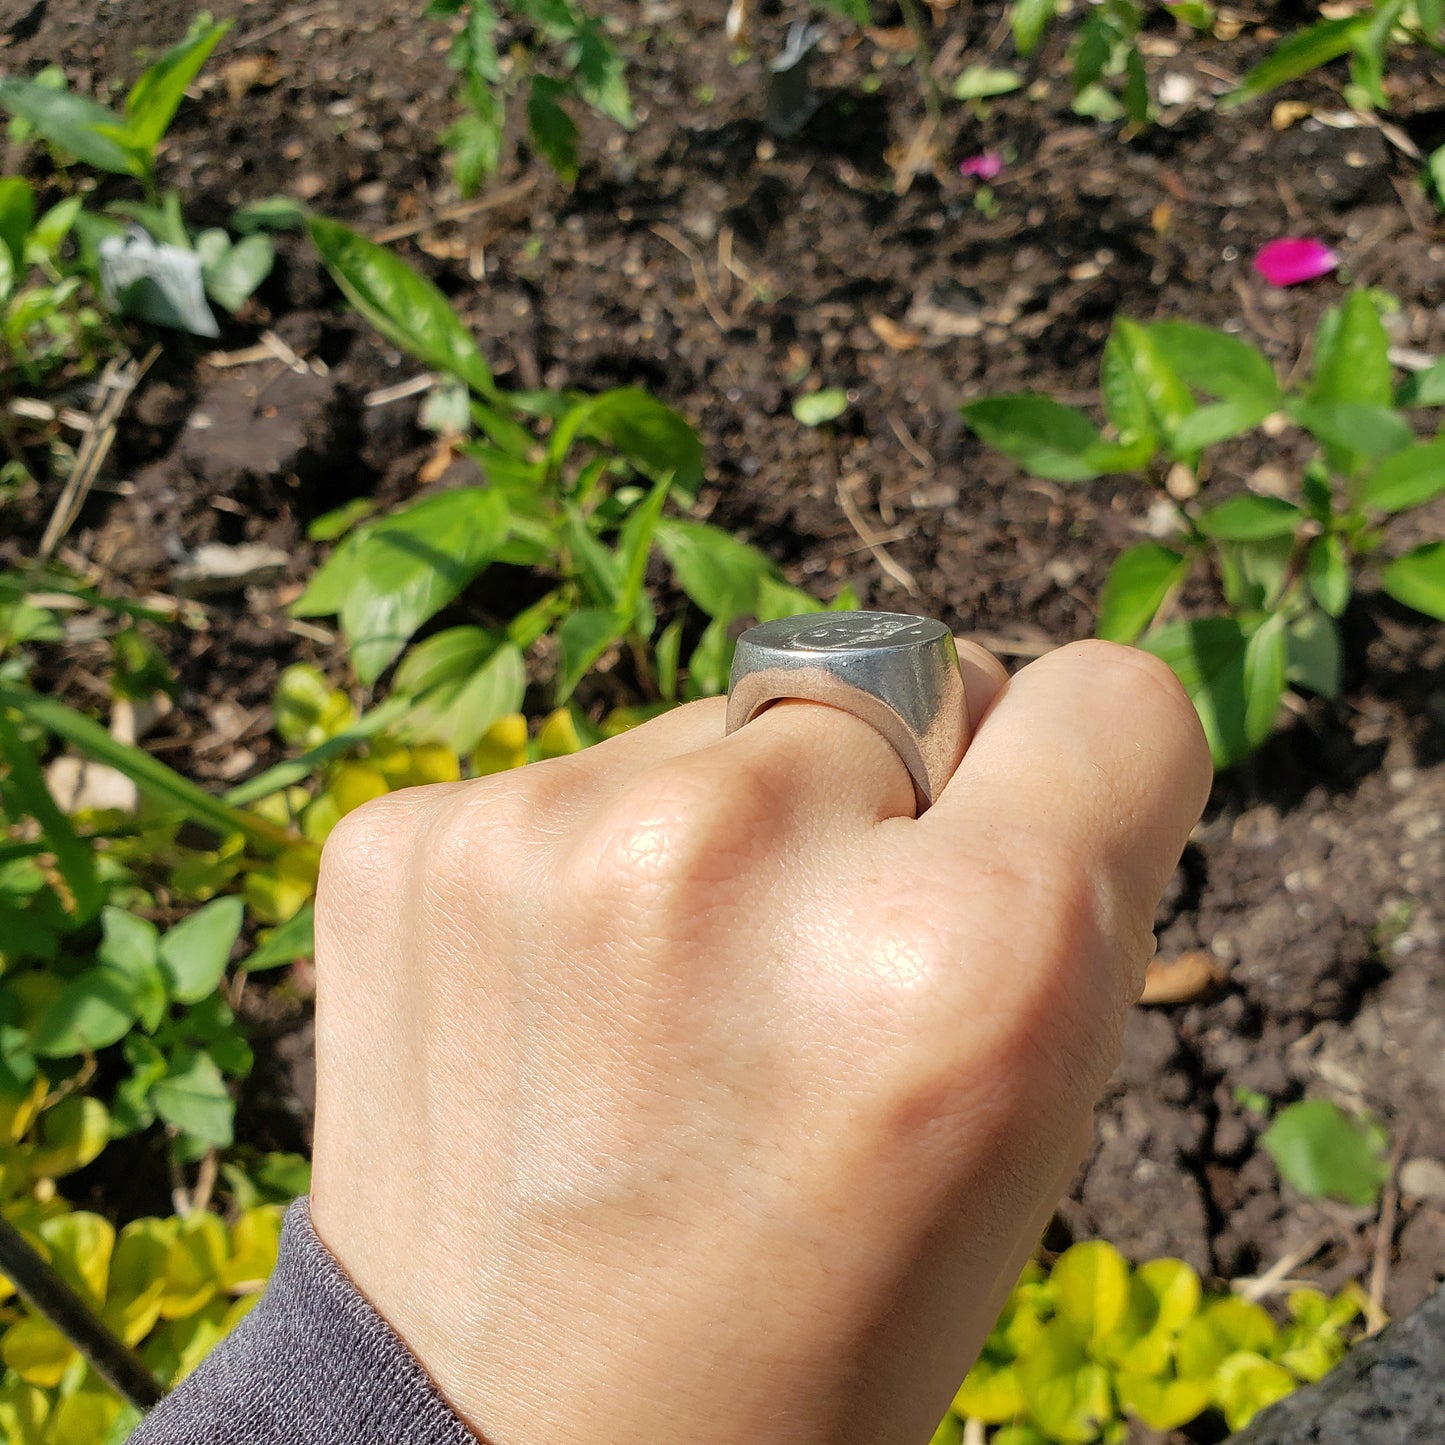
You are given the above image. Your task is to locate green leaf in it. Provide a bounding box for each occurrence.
[97,906,165,1031]
[0,713,103,923]
[1213,1351,1298,1432]
[157,896,244,1004]
[792,389,849,427]
[31,966,142,1057]
[961,395,1148,481]
[814,0,872,20]
[199,232,274,313]
[951,66,1023,101]
[1222,16,1370,108]
[1397,354,1445,406]
[1285,610,1342,700]
[1146,321,1283,408]
[0,178,34,280]
[1261,1097,1389,1205]
[1310,291,1394,410]
[243,904,314,973]
[1142,615,1283,768]
[527,75,579,182]
[1017,1320,1115,1443]
[557,609,624,702]
[24,195,78,266]
[0,683,290,850]
[1360,439,1445,512]
[1177,1297,1279,1379]
[1196,495,1302,541]
[1050,1241,1131,1343]
[395,631,526,755]
[1289,401,1413,463]
[1101,318,1195,450]
[306,489,510,685]
[1307,534,1352,617]
[1119,1372,1212,1431]
[1096,543,1191,643]
[29,1095,111,1178]
[123,18,232,156]
[0,80,143,176]
[230,195,307,234]
[569,19,634,126]
[617,473,674,622]
[1012,0,1057,54]
[583,389,704,498]
[1381,542,1445,619]
[149,1046,233,1147]
[654,519,785,623]
[1243,612,1288,749]
[307,215,495,397]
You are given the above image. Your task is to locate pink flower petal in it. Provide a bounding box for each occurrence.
[960,150,1004,182]
[1253,237,1340,287]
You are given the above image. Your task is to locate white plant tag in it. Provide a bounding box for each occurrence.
[98,227,220,338]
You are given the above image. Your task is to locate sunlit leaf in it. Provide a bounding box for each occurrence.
[1261,1098,1389,1205]
[308,215,495,396]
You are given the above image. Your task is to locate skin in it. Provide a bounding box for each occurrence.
[310,637,1212,1445]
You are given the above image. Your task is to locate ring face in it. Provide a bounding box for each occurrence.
[725,611,968,811]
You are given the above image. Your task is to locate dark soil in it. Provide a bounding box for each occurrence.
[4,0,1445,1403]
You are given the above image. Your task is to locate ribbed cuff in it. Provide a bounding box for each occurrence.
[131,1198,477,1445]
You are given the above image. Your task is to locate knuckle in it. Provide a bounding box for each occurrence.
[570,754,779,913]
[318,791,417,897]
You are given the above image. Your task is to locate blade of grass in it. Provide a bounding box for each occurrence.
[0,684,294,851]
[222,694,411,807]
[0,713,104,921]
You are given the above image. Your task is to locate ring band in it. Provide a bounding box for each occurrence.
[725,612,969,811]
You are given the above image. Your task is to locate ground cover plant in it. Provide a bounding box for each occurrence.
[0,0,1443,1441]
[963,290,1445,767]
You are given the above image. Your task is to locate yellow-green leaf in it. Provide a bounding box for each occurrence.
[0,1318,75,1389]
[160,1212,227,1320]
[1117,1371,1212,1431]
[1213,1350,1298,1431]
[37,1212,113,1308]
[1050,1240,1131,1342]
[29,1097,111,1180]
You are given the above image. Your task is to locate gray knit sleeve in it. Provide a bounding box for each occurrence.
[130,1199,477,1445]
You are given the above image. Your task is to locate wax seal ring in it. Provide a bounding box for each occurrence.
[725,612,969,811]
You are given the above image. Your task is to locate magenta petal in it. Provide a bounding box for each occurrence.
[960,150,1004,181]
[1253,237,1340,287]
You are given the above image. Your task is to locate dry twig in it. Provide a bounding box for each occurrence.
[371,176,538,245]
[650,223,733,332]
[39,346,160,560]
[836,475,921,597]
[1367,1130,1410,1335]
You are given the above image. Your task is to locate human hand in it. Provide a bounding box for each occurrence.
[309,638,1211,1445]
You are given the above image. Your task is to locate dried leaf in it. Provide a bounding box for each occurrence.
[1139,951,1224,1005]
[868,314,924,351]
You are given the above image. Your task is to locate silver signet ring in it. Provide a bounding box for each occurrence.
[725,612,969,812]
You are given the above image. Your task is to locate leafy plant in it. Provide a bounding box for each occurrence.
[962,291,1445,767]
[0,179,111,387]
[1260,1099,1391,1208]
[936,1240,1361,1443]
[0,1196,286,1441]
[0,18,273,327]
[0,18,229,195]
[1223,0,1441,116]
[300,215,850,725]
[429,0,633,193]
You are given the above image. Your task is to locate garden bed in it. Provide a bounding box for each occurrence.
[4,0,1445,1423]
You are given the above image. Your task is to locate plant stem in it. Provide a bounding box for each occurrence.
[0,1215,164,1412]
[897,0,948,153]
